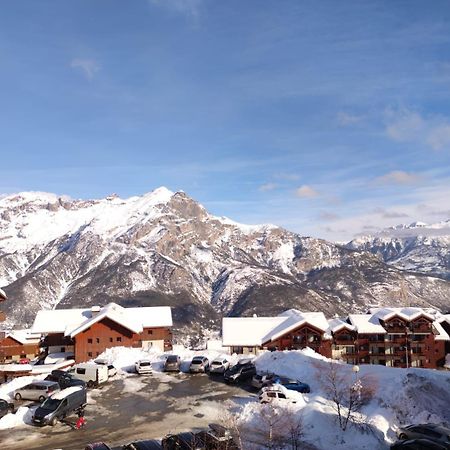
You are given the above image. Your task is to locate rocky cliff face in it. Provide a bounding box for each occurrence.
[1,188,449,330]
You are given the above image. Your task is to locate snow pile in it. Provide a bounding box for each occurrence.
[0,406,35,430]
[236,349,450,449]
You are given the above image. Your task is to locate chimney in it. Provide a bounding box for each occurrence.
[91,305,101,317]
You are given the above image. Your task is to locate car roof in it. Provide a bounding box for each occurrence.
[125,440,163,450]
[26,380,59,387]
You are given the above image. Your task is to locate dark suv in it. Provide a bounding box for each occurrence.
[162,432,205,450]
[45,369,86,389]
[223,361,256,383]
[0,399,14,418]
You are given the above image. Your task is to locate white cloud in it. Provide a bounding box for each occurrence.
[336,111,363,126]
[374,170,423,186]
[70,58,100,80]
[274,172,300,181]
[259,183,277,192]
[295,185,319,198]
[385,108,450,151]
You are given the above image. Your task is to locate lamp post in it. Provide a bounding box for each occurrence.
[352,364,360,382]
[405,328,411,369]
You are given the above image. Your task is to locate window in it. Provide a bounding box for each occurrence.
[87,352,92,357]
[116,337,122,342]
[109,337,113,343]
[147,330,153,335]
[96,352,100,356]
[60,347,65,352]
[96,338,100,344]
[88,338,93,344]
[77,368,86,375]
[279,393,286,399]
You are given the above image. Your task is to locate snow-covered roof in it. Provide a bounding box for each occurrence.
[369,307,435,323]
[31,303,173,337]
[0,288,7,301]
[263,309,330,343]
[6,329,41,345]
[432,321,450,341]
[327,318,356,334]
[222,317,286,346]
[222,309,330,347]
[348,314,387,334]
[51,386,83,400]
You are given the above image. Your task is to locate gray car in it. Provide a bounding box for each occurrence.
[164,355,181,372]
[397,424,450,448]
[189,356,209,373]
[14,381,60,402]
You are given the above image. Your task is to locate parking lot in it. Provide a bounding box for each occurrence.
[0,372,253,450]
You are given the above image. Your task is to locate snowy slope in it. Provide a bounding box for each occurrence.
[347,220,450,280]
[0,188,449,329]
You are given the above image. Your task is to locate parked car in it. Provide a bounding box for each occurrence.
[135,359,153,375]
[164,355,181,372]
[397,424,450,447]
[209,358,230,375]
[197,423,239,450]
[391,439,448,449]
[32,385,87,426]
[223,361,256,383]
[189,356,209,374]
[69,363,109,387]
[94,359,117,377]
[259,385,297,404]
[85,444,112,450]
[0,399,14,418]
[45,369,86,389]
[14,380,60,402]
[162,432,205,450]
[123,439,163,450]
[272,376,310,393]
[251,372,278,390]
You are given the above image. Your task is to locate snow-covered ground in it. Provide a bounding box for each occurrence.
[0,345,449,449]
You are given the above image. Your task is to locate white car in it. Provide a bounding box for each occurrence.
[135,359,152,375]
[209,357,230,374]
[94,359,117,377]
[259,385,297,404]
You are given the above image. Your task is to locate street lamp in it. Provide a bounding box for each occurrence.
[352,364,360,381]
[405,328,412,369]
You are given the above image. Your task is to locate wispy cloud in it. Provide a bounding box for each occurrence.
[374,170,423,186]
[274,172,300,181]
[149,0,203,19]
[70,58,100,80]
[259,182,277,192]
[385,108,450,151]
[372,207,410,219]
[319,211,340,221]
[295,185,319,198]
[336,111,364,126]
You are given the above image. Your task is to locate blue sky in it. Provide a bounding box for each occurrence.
[1,0,450,240]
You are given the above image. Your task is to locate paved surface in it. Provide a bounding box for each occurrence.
[0,372,255,450]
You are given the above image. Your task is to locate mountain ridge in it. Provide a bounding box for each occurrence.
[1,188,449,332]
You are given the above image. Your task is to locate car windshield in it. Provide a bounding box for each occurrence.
[139,361,151,366]
[40,398,61,412]
[212,361,223,366]
[227,365,240,374]
[192,357,204,363]
[167,356,178,363]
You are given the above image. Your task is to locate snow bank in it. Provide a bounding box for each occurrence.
[0,406,35,430]
[241,349,450,449]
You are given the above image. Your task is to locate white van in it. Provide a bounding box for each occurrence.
[69,363,108,388]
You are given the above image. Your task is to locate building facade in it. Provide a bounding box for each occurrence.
[223,307,449,369]
[31,303,173,363]
[0,331,40,363]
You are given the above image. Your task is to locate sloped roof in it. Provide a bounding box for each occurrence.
[432,321,450,341]
[263,309,329,343]
[31,303,173,337]
[6,329,41,345]
[222,317,285,347]
[328,318,356,334]
[369,307,435,323]
[222,309,330,347]
[348,314,387,334]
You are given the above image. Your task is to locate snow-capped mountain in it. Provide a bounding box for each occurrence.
[1,188,449,330]
[347,220,450,280]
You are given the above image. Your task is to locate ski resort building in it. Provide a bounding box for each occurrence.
[222,307,449,369]
[0,330,41,363]
[0,288,7,326]
[222,309,333,357]
[31,303,173,363]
